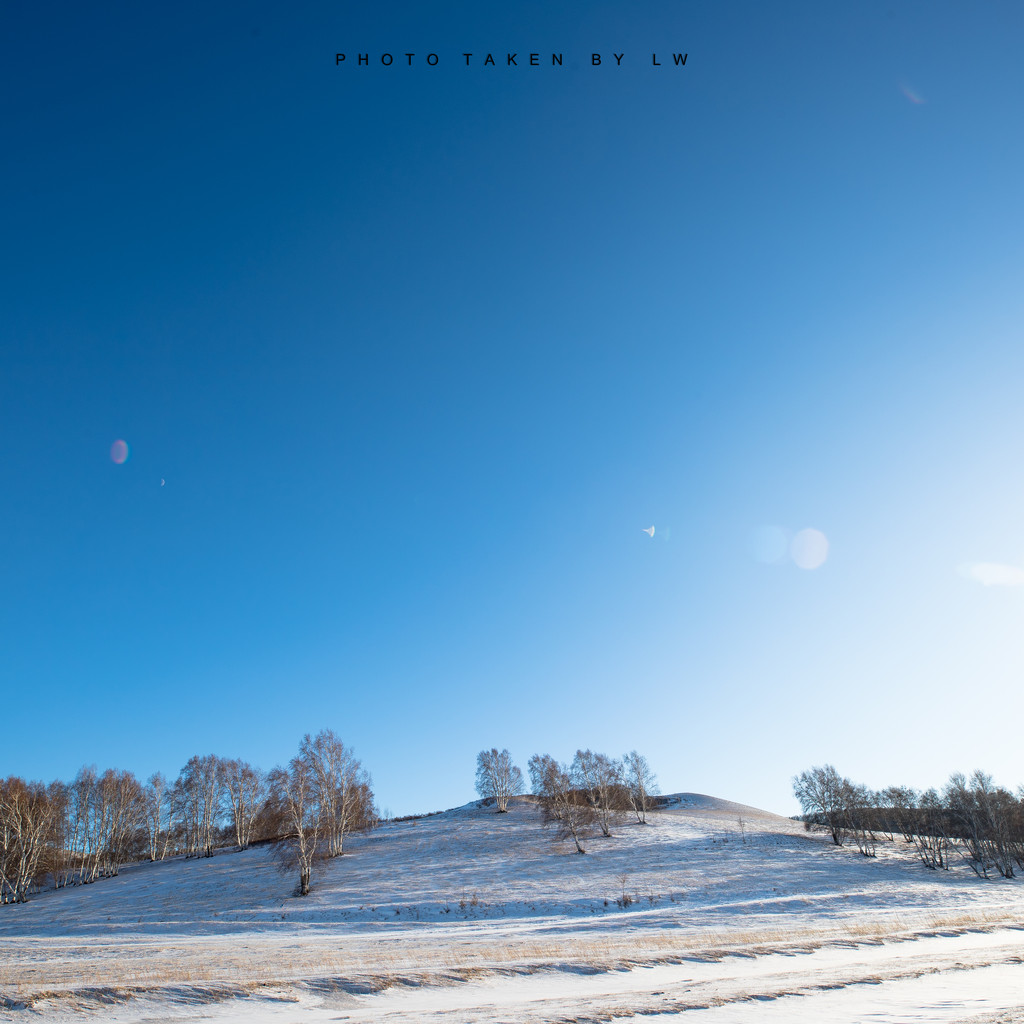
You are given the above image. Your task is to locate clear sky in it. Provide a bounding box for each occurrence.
[3,2,1023,817]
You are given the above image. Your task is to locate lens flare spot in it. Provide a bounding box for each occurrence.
[791,528,829,570]
[749,525,789,564]
[110,439,130,464]
[900,83,925,104]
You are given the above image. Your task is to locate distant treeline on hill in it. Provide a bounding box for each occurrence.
[794,765,1024,877]
[1,742,660,905]
[0,729,375,904]
[471,748,660,854]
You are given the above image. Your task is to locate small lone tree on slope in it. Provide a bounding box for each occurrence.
[475,749,524,813]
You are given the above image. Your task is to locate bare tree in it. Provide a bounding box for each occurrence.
[143,773,168,861]
[946,771,1017,879]
[175,755,224,858]
[945,772,989,876]
[161,779,183,860]
[300,731,373,856]
[621,751,658,824]
[475,749,524,812]
[64,768,146,881]
[793,764,849,846]
[972,772,1018,880]
[100,769,146,876]
[879,785,918,843]
[531,755,597,854]
[82,767,114,882]
[549,763,598,854]
[0,778,57,903]
[986,783,1022,878]
[45,781,72,888]
[571,750,625,837]
[914,788,951,870]
[1013,788,1024,873]
[268,751,324,896]
[845,783,877,858]
[222,759,266,851]
[528,754,560,807]
[66,766,96,884]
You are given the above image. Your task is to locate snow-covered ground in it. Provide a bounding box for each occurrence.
[2,795,1023,1022]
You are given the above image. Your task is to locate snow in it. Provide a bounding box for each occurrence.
[2,795,1023,1022]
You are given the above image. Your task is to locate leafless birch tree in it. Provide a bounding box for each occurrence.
[546,760,597,854]
[0,778,57,903]
[300,731,372,856]
[621,750,658,824]
[222,759,266,851]
[175,755,224,858]
[143,773,169,861]
[475,748,524,812]
[530,754,597,853]
[100,769,146,875]
[45,781,72,888]
[571,750,625,837]
[268,752,324,896]
[528,754,560,807]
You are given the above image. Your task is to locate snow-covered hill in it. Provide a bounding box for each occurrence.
[2,796,1023,1023]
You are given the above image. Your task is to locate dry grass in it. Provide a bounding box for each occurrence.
[4,904,1022,1008]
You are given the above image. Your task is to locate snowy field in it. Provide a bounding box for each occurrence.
[2,795,1023,1022]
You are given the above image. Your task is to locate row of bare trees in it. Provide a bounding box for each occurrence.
[1,730,375,904]
[474,748,657,853]
[793,765,1024,877]
[0,778,57,904]
[536,750,658,852]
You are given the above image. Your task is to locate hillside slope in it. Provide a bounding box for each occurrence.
[2,796,1023,1022]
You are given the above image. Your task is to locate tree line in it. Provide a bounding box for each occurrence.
[0,729,374,904]
[793,764,1024,877]
[476,748,658,853]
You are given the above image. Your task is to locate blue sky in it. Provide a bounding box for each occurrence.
[3,1,1023,816]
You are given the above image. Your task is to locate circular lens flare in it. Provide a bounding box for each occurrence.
[110,439,130,464]
[791,528,829,570]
